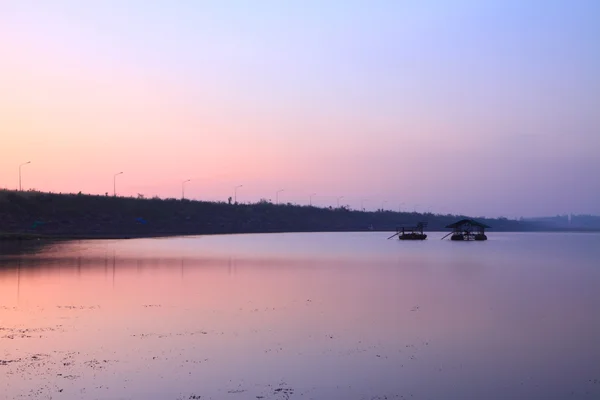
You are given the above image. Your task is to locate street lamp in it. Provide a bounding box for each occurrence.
[19,161,31,191]
[337,196,344,208]
[361,198,368,211]
[309,193,316,206]
[113,172,123,197]
[276,189,284,205]
[182,179,191,200]
[381,200,387,211]
[234,185,243,204]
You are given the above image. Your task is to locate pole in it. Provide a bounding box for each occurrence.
[337,196,344,208]
[361,199,367,211]
[113,172,123,197]
[441,231,453,240]
[276,189,284,205]
[182,179,191,200]
[381,200,387,211]
[234,185,242,204]
[19,161,31,191]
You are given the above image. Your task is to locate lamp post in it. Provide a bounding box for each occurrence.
[276,189,284,205]
[182,179,191,200]
[19,161,31,191]
[309,193,316,206]
[361,199,367,211]
[234,185,243,204]
[337,196,344,208]
[381,200,387,211]
[113,172,123,197]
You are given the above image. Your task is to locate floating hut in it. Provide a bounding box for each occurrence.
[389,222,428,240]
[443,219,490,241]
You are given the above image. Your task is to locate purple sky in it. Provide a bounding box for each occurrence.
[1,1,599,217]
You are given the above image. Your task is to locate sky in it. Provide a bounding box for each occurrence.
[0,0,598,218]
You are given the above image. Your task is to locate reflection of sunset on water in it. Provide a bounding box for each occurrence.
[1,233,599,399]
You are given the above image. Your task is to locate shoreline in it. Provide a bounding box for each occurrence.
[3,229,600,242]
[2,190,596,239]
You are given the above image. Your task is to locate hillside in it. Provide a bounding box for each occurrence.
[0,189,550,239]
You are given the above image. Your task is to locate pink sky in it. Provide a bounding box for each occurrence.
[1,1,599,217]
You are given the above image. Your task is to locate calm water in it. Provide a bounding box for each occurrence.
[1,232,599,400]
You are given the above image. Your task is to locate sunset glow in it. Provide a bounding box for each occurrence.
[1,1,598,217]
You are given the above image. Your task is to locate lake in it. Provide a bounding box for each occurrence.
[1,232,599,400]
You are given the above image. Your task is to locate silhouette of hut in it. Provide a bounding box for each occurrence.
[445,219,490,241]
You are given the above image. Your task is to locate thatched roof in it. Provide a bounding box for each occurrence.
[445,219,491,229]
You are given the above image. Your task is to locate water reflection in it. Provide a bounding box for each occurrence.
[0,239,55,256]
[1,233,599,400]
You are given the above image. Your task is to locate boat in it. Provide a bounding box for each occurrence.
[399,231,427,240]
[388,222,428,240]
